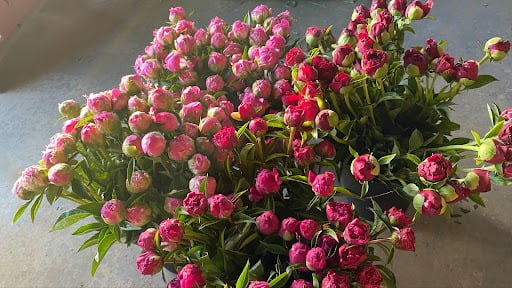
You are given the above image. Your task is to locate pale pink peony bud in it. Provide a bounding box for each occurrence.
[101,199,126,225]
[154,26,176,45]
[252,79,272,99]
[41,146,68,169]
[208,52,228,72]
[148,88,172,111]
[127,170,152,194]
[207,107,227,122]
[255,46,280,70]
[168,134,196,162]
[232,59,256,79]
[274,65,291,80]
[195,137,215,156]
[180,122,199,138]
[122,134,143,158]
[94,111,121,135]
[136,251,163,275]
[188,153,211,175]
[128,111,151,133]
[141,131,167,157]
[86,92,112,114]
[231,20,250,40]
[179,70,198,86]
[128,96,149,113]
[180,102,203,124]
[210,32,228,49]
[164,51,187,72]
[137,228,157,251]
[47,163,72,186]
[251,4,272,23]
[119,74,143,95]
[256,211,280,235]
[174,34,196,55]
[19,165,48,192]
[266,34,286,54]
[208,194,235,219]
[137,59,161,79]
[168,6,186,23]
[62,117,80,136]
[205,75,225,92]
[58,100,81,119]
[81,123,104,147]
[126,203,152,226]
[194,28,209,46]
[12,178,36,200]
[272,19,291,37]
[199,116,222,136]
[250,26,268,46]
[164,197,183,214]
[174,19,195,34]
[153,112,180,132]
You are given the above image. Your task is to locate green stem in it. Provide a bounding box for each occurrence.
[287,127,296,156]
[61,194,90,205]
[429,73,438,103]
[343,92,357,117]
[376,78,390,111]
[329,92,342,114]
[415,77,423,101]
[257,138,264,162]
[478,54,491,65]
[423,144,479,152]
[362,78,377,126]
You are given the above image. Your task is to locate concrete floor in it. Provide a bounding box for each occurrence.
[1,0,512,287]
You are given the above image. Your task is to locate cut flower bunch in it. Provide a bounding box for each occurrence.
[10,1,512,288]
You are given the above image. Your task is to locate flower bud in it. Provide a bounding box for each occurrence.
[168,134,196,162]
[195,137,215,156]
[174,34,196,55]
[231,20,250,40]
[391,227,416,251]
[326,201,353,228]
[213,127,238,150]
[119,74,143,95]
[249,118,268,138]
[141,131,167,157]
[180,102,203,124]
[178,70,197,86]
[284,105,305,128]
[338,244,366,269]
[62,117,81,136]
[122,134,143,158]
[249,26,268,46]
[41,146,67,169]
[94,111,121,135]
[101,199,126,225]
[305,26,323,47]
[168,6,186,24]
[309,171,336,197]
[385,207,411,228]
[136,251,163,275]
[413,189,446,216]
[127,170,152,194]
[405,0,433,20]
[137,228,157,251]
[306,247,327,271]
[289,242,309,271]
[177,264,206,288]
[250,4,272,24]
[337,28,357,47]
[350,154,380,182]
[47,163,72,186]
[199,117,222,136]
[290,280,313,288]
[484,37,511,61]
[299,219,321,240]
[159,218,183,242]
[208,194,235,219]
[205,75,224,92]
[315,140,336,159]
[357,265,384,288]
[49,133,76,154]
[256,211,280,235]
[279,217,299,241]
[128,96,149,113]
[110,89,129,111]
[315,109,339,132]
[80,123,104,147]
[478,138,506,164]
[58,100,81,119]
[388,0,407,16]
[255,168,282,195]
[255,46,280,70]
[86,92,112,114]
[403,49,428,77]
[129,111,152,133]
[343,218,370,245]
[418,153,453,182]
[323,271,351,287]
[464,169,491,192]
[454,60,479,86]
[12,179,37,200]
[252,79,272,99]
[188,153,211,175]
[126,203,152,226]
[210,32,228,49]
[362,49,388,79]
[333,44,355,67]
[183,191,208,216]
[164,51,187,72]
[274,65,291,80]
[153,112,180,132]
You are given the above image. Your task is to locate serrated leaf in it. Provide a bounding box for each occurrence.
[378,154,396,165]
[12,200,32,224]
[408,129,424,152]
[235,260,250,288]
[51,209,90,231]
[30,193,44,223]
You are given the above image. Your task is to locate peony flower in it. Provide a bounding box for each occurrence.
[256,211,280,235]
[128,96,149,113]
[141,132,167,157]
[362,49,388,78]
[213,127,238,150]
[454,60,479,85]
[435,53,455,78]
[405,0,434,20]
[208,194,235,219]
[168,6,186,24]
[177,264,205,288]
[478,138,506,164]
[294,143,316,167]
[285,47,306,67]
[136,251,163,275]
[388,0,407,16]
[86,92,112,114]
[80,123,104,147]
[315,141,336,159]
[439,180,471,203]
[11,179,36,200]
[128,111,152,133]
[332,44,355,67]
[291,280,313,288]
[205,75,225,92]
[58,100,81,119]
[164,51,188,72]
[309,171,336,197]
[403,48,428,77]
[326,201,353,228]
[41,146,67,169]
[498,122,512,144]
[315,109,339,132]
[168,134,196,162]
[94,111,121,135]
[183,191,208,216]
[278,217,299,241]
[305,26,323,47]
[357,264,383,288]
[249,26,268,46]
[158,218,183,242]
[189,176,217,197]
[350,154,380,182]
[101,199,126,225]
[423,38,443,62]
[329,71,352,93]
[297,62,318,82]
[48,163,72,186]
[391,227,416,251]
[255,46,280,70]
[299,219,321,240]
[187,153,211,175]
[485,37,511,61]
[338,244,367,269]
[255,168,282,195]
[289,242,310,270]
[153,112,180,132]
[385,207,411,228]
[137,228,157,251]
[321,270,351,288]
[248,281,270,288]
[343,218,370,245]
[417,153,453,182]
[306,247,327,271]
[199,117,221,136]
[250,4,272,23]
[413,189,446,216]
[249,118,268,138]
[126,203,152,227]
[464,169,491,193]
[122,134,143,158]
[284,105,305,127]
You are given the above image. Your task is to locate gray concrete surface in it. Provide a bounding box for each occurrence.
[1,0,511,287]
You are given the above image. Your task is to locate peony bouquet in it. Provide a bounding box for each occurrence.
[11,1,512,287]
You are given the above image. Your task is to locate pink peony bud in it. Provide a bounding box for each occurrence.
[159,218,183,242]
[284,47,306,68]
[343,218,370,245]
[180,86,201,105]
[11,179,36,200]
[290,280,313,288]
[332,44,355,67]
[137,58,161,79]
[251,4,272,23]
[164,197,183,214]
[180,102,203,124]
[208,52,228,72]
[322,270,351,288]
[388,0,407,16]
[338,244,367,269]
[177,264,206,288]
[189,176,216,197]
[255,46,280,70]
[297,62,318,82]
[289,242,310,270]
[94,111,121,135]
[118,74,143,96]
[199,117,222,136]
[195,137,215,156]
[350,154,380,182]
[279,217,299,241]
[423,38,443,62]
[137,228,157,251]
[47,163,72,186]
[294,142,315,167]
[126,203,152,227]
[357,265,383,288]
[478,138,506,164]
[148,88,172,111]
[249,118,268,138]
[274,65,291,80]
[208,16,226,34]
[154,26,176,45]
[168,134,196,162]
[403,48,428,77]
[20,166,49,191]
[86,92,112,114]
[329,71,352,93]
[62,117,80,136]
[250,26,268,46]
[232,59,256,79]
[174,34,196,55]
[205,75,225,92]
[168,7,186,24]
[484,37,511,61]
[178,70,198,86]
[141,131,167,157]
[337,27,357,46]
[208,194,235,219]
[210,32,228,49]
[248,282,270,288]
[252,79,272,99]
[164,51,188,72]
[41,146,67,169]
[49,133,76,154]
[58,100,81,119]
[315,141,336,159]
[101,199,126,225]
[315,109,339,132]
[128,96,149,113]
[391,227,416,251]
[405,0,434,20]
[308,171,336,197]
[299,219,321,240]
[305,26,323,47]
[413,189,446,216]
[465,169,491,193]
[306,247,327,271]
[213,127,238,150]
[122,134,143,158]
[80,123,104,147]
[129,111,152,133]
[188,153,211,175]
[454,60,479,86]
[362,49,389,79]
[439,180,471,203]
[231,20,250,40]
[326,201,353,228]
[434,53,455,77]
[498,122,512,144]
[417,153,453,182]
[136,251,163,276]
[153,112,180,132]
[502,162,512,179]
[183,191,208,216]
[385,207,411,228]
[283,105,305,127]
[256,211,280,235]
[174,19,195,34]
[127,170,152,194]
[194,28,209,46]
[255,168,282,195]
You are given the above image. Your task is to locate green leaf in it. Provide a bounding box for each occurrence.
[467,75,498,90]
[71,178,93,201]
[73,222,106,235]
[30,193,44,223]
[51,209,91,231]
[78,232,100,252]
[468,193,486,207]
[77,202,103,216]
[348,146,359,158]
[334,186,361,199]
[248,260,265,281]
[268,270,290,288]
[265,153,289,162]
[404,153,422,165]
[408,129,424,152]
[471,130,481,145]
[92,232,117,275]
[413,193,425,212]
[45,185,63,205]
[483,120,504,139]
[360,181,369,198]
[376,94,403,105]
[378,154,396,165]
[235,260,250,288]
[259,241,288,255]
[402,183,419,197]
[12,200,32,224]
[377,265,397,288]
[236,122,249,138]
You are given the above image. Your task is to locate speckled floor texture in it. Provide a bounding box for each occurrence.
[1,0,511,287]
